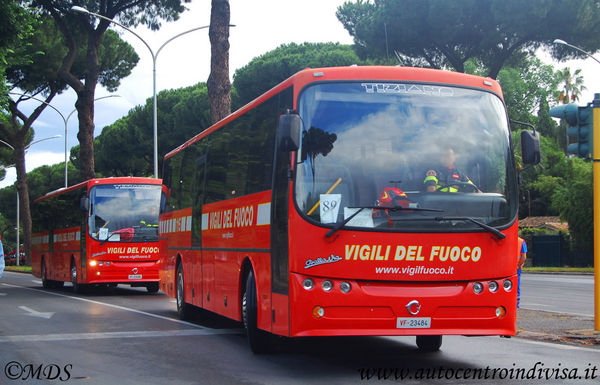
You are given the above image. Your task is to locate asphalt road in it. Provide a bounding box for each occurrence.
[520,273,594,317]
[0,271,598,385]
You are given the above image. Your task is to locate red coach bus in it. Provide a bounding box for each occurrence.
[159,66,540,353]
[32,177,162,293]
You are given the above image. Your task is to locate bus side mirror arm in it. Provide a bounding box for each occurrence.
[278,112,301,152]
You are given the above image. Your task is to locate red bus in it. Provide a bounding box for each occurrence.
[159,66,540,352]
[32,177,162,293]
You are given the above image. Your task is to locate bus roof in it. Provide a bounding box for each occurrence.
[34,177,162,203]
[164,65,503,160]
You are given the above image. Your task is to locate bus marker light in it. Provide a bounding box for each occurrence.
[503,280,512,291]
[495,306,506,318]
[313,306,325,318]
[473,282,483,294]
[303,278,314,290]
[105,261,111,266]
[322,280,333,292]
[340,282,351,293]
[489,281,498,293]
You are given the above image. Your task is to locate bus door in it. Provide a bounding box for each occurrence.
[192,155,208,309]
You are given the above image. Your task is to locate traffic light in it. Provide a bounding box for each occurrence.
[549,103,594,159]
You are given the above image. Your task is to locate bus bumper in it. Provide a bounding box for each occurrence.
[86,260,159,284]
[289,272,517,337]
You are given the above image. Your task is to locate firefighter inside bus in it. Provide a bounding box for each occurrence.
[422,145,481,193]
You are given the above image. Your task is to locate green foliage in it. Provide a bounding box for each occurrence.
[337,0,600,78]
[0,1,37,107]
[232,42,363,107]
[519,134,593,251]
[75,82,211,177]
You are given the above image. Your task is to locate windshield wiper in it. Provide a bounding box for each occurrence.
[324,205,443,239]
[433,216,505,240]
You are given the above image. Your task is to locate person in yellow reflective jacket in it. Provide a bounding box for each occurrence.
[423,147,481,193]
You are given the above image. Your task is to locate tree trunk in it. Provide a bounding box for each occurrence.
[76,89,96,180]
[208,0,232,125]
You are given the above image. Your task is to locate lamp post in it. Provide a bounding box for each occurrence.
[553,38,600,331]
[71,6,220,179]
[0,135,61,266]
[9,92,119,187]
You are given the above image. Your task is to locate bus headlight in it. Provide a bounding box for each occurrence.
[488,281,499,293]
[322,280,333,292]
[473,282,483,294]
[503,279,512,292]
[89,260,97,267]
[340,281,351,293]
[302,278,314,290]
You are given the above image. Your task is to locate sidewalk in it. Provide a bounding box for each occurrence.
[516,308,600,348]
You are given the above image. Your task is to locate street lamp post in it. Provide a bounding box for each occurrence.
[10,92,119,187]
[553,38,600,331]
[0,135,61,266]
[71,6,218,179]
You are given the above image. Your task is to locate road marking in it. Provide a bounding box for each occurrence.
[0,328,241,343]
[513,335,600,353]
[2,282,209,329]
[0,292,6,296]
[521,305,593,318]
[19,305,55,319]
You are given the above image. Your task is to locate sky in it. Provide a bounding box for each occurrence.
[3,0,599,189]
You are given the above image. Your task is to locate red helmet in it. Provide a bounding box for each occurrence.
[377,187,409,208]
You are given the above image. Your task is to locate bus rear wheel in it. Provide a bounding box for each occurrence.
[242,270,273,354]
[176,263,192,320]
[416,335,442,352]
[41,260,53,289]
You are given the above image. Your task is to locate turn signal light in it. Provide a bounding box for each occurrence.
[495,306,506,318]
[312,306,325,319]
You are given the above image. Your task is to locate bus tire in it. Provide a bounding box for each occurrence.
[243,270,272,354]
[146,282,159,293]
[41,259,52,289]
[416,335,442,352]
[176,263,192,320]
[71,261,84,294]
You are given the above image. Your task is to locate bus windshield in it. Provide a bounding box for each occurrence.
[295,82,517,232]
[88,184,161,242]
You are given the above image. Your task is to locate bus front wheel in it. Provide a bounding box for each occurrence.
[71,262,84,294]
[242,270,272,354]
[176,263,192,320]
[416,335,442,352]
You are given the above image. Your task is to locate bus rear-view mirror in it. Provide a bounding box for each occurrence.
[521,130,540,165]
[278,113,301,152]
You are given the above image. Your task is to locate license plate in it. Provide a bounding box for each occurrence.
[128,274,142,280]
[396,317,431,329]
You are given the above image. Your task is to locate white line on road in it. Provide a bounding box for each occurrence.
[19,305,55,319]
[0,328,241,343]
[2,282,211,329]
